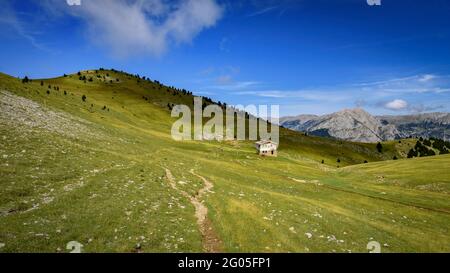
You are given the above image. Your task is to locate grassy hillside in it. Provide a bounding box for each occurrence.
[0,70,449,253]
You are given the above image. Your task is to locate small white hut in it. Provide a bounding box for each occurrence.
[255,140,278,157]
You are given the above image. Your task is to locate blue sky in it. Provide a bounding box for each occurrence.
[1,0,450,116]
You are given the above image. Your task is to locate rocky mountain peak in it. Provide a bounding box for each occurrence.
[280,109,448,143]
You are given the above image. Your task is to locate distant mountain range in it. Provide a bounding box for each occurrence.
[280,108,450,143]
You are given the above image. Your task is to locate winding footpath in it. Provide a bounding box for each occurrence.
[165,168,222,252]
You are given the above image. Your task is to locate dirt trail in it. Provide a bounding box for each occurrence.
[165,168,222,253]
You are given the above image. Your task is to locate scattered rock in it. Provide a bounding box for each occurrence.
[312,212,323,218]
[0,91,103,139]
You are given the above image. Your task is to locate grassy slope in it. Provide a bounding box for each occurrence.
[0,70,448,253]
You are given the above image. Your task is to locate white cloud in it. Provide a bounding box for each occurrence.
[384,99,408,110]
[65,0,223,57]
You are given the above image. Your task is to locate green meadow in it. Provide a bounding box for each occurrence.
[0,70,448,253]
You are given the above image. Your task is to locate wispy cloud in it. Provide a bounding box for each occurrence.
[197,65,251,90]
[210,80,261,91]
[199,66,215,76]
[408,104,445,113]
[216,75,233,85]
[235,89,354,102]
[246,6,278,17]
[0,2,49,51]
[211,73,450,115]
[418,74,437,82]
[351,74,450,94]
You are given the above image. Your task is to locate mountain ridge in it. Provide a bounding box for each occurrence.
[280,108,450,143]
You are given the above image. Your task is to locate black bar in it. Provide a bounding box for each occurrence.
[0,253,447,272]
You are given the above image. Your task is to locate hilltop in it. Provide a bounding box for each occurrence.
[0,69,449,253]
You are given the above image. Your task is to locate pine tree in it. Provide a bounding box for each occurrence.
[407,149,416,158]
[376,142,383,153]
